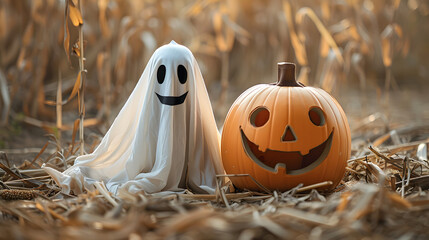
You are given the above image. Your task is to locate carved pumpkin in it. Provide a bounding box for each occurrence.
[221,62,351,191]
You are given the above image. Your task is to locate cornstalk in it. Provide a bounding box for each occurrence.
[218,51,229,107]
[78,0,85,155]
[56,71,62,149]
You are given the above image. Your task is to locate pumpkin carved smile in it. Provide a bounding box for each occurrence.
[240,128,334,175]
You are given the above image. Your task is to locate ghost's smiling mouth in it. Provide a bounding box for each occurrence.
[156,91,188,106]
[240,128,333,175]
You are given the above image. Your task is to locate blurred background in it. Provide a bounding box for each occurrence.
[0,0,428,152]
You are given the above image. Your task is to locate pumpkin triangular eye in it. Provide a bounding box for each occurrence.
[177,65,187,84]
[157,65,166,84]
[309,107,326,126]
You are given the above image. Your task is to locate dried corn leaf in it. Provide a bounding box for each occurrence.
[56,73,63,140]
[213,11,235,52]
[296,7,344,65]
[0,8,7,39]
[222,16,250,39]
[402,37,410,56]
[22,22,34,47]
[319,51,337,92]
[394,0,401,9]
[362,161,386,183]
[162,208,216,236]
[94,181,118,207]
[381,25,394,67]
[297,66,310,85]
[68,71,81,102]
[69,118,80,155]
[27,141,49,169]
[254,214,292,238]
[336,192,352,212]
[63,2,71,62]
[98,0,110,37]
[283,0,307,65]
[277,207,338,226]
[321,1,330,20]
[69,4,83,27]
[319,38,330,58]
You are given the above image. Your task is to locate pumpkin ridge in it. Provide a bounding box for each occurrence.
[268,86,282,150]
[242,85,270,179]
[306,88,329,139]
[308,89,336,178]
[266,86,283,185]
[312,88,348,178]
[253,86,277,179]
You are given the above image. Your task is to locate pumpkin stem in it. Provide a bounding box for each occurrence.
[277,62,301,87]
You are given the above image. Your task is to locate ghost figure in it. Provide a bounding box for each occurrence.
[44,41,224,196]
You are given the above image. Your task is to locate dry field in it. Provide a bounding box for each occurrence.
[0,0,429,239]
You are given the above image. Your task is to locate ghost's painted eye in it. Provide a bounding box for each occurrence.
[157,65,166,84]
[177,65,187,84]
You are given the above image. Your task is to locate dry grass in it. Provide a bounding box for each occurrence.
[0,117,429,239]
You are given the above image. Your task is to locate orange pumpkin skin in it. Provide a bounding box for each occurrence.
[221,63,351,192]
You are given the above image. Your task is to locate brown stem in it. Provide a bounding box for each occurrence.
[56,70,62,148]
[277,62,301,87]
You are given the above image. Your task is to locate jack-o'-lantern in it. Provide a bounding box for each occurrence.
[221,62,351,191]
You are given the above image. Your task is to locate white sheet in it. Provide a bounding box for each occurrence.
[44,41,224,196]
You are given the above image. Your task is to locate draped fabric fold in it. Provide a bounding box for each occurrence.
[44,41,224,196]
